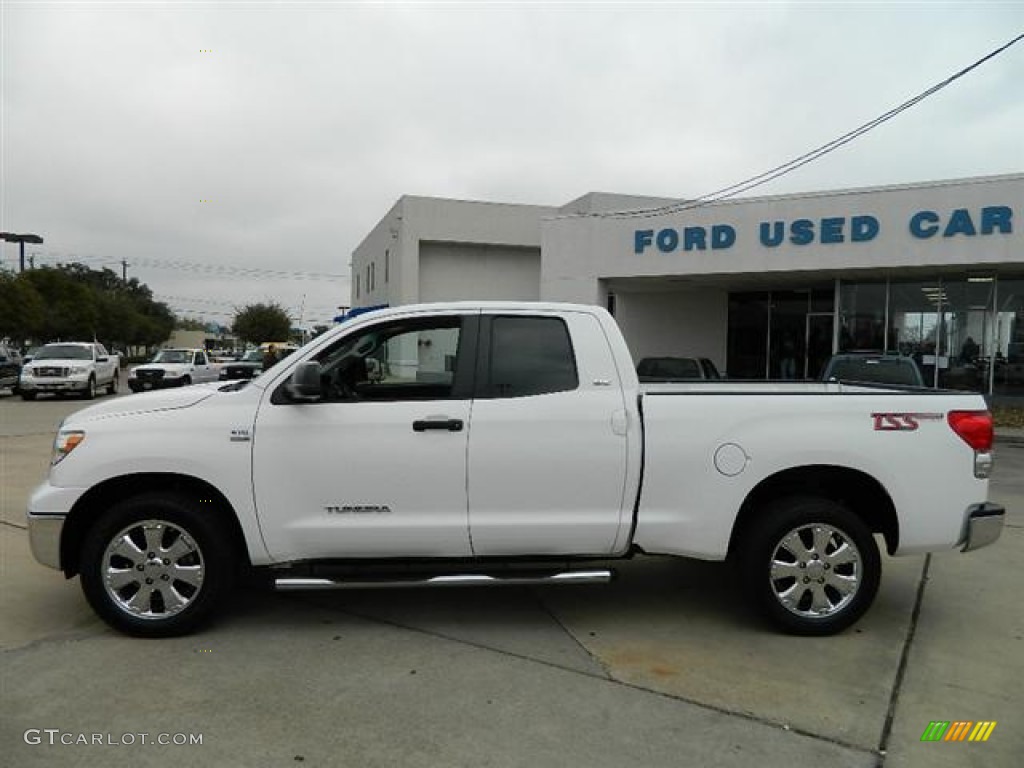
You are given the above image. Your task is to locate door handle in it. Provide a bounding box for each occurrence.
[412,418,464,432]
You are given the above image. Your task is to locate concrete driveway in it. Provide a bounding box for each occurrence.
[1,387,1020,767]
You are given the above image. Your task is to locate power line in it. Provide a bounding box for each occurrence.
[572,32,1024,221]
[31,250,349,282]
[156,294,341,315]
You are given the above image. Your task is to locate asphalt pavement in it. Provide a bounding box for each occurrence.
[1,386,1021,767]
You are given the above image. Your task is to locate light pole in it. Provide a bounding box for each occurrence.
[0,232,44,272]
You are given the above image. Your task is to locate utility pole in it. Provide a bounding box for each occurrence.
[121,259,128,282]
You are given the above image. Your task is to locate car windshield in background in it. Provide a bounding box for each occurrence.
[153,350,190,364]
[637,357,702,380]
[823,356,924,386]
[34,345,91,361]
[242,351,263,362]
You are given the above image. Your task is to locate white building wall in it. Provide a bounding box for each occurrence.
[613,290,728,369]
[351,198,406,308]
[352,196,555,309]
[419,243,540,303]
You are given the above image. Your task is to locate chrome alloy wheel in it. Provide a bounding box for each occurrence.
[768,523,861,619]
[101,520,205,619]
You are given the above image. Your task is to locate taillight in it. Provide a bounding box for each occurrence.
[947,410,993,452]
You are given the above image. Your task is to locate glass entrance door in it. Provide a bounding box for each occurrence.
[770,291,809,379]
[727,292,770,378]
[728,286,836,380]
[806,313,834,379]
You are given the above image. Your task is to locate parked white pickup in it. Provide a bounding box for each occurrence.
[128,348,219,392]
[18,342,120,400]
[26,302,1005,637]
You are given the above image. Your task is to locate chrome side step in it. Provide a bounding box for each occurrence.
[274,569,613,591]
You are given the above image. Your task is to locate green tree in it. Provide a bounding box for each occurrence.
[21,267,99,341]
[0,271,46,342]
[16,263,174,349]
[232,303,292,345]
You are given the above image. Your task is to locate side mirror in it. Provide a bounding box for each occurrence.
[97,356,109,362]
[288,361,323,401]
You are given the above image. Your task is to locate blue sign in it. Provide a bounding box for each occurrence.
[908,206,1012,239]
[633,205,1014,254]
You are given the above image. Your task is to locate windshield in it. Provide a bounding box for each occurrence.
[242,350,263,362]
[825,357,924,386]
[637,357,702,379]
[35,345,92,361]
[152,350,190,364]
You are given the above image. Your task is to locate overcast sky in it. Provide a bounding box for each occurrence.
[3,1,1023,328]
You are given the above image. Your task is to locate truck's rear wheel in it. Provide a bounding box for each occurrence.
[738,497,880,636]
[79,493,235,637]
[107,372,118,395]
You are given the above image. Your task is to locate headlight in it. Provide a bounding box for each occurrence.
[68,366,89,375]
[52,430,86,466]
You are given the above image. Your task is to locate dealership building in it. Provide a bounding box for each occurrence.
[352,173,1024,397]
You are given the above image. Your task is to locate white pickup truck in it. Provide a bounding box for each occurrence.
[127,348,220,392]
[18,342,120,400]
[26,303,1005,637]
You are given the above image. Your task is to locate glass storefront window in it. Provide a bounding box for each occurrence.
[936,278,995,393]
[727,292,769,379]
[727,287,835,379]
[887,279,942,386]
[994,278,1024,398]
[839,282,886,352]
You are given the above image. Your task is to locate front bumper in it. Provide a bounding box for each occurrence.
[27,514,65,570]
[961,503,1006,552]
[27,482,89,571]
[219,369,260,380]
[128,377,186,392]
[19,376,90,393]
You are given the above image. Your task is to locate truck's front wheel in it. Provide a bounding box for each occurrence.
[738,497,880,636]
[79,493,235,637]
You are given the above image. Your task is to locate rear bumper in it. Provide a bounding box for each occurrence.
[961,503,1006,553]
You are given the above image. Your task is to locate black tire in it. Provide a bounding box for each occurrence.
[83,376,96,400]
[181,375,192,387]
[107,372,118,395]
[737,496,881,636]
[79,493,236,637]
[21,391,37,401]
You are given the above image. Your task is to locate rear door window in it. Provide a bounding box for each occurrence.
[480,316,578,398]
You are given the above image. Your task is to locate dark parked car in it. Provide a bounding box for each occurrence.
[636,356,721,382]
[0,344,23,391]
[821,353,925,387]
